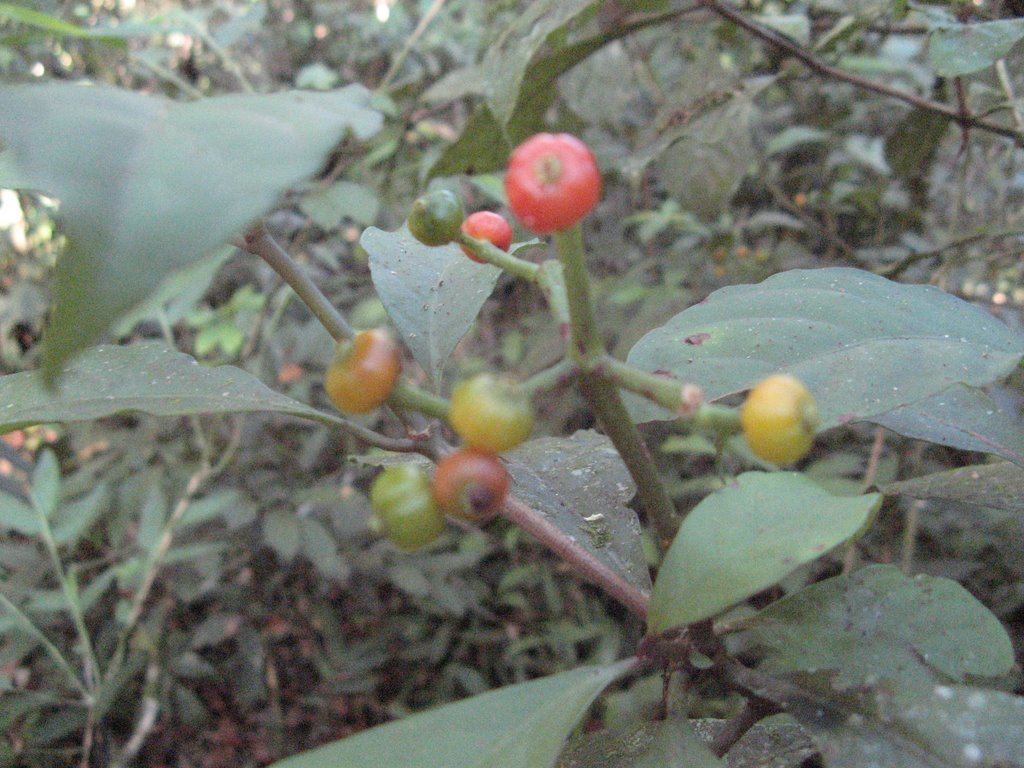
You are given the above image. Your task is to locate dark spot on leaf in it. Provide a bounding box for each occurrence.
[684,333,711,346]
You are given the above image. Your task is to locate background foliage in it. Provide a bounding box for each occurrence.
[2,0,1024,766]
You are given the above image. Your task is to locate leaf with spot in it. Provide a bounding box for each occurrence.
[625,269,1024,442]
[762,671,1024,768]
[742,565,1014,687]
[363,226,502,386]
[0,343,329,433]
[506,431,650,597]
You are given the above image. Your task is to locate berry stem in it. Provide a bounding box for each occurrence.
[595,356,702,414]
[455,232,541,280]
[389,380,451,421]
[553,225,679,545]
[520,358,579,398]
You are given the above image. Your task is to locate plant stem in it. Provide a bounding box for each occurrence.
[0,593,91,702]
[500,495,649,620]
[520,358,579,399]
[699,0,1023,145]
[31,493,100,692]
[239,225,353,342]
[388,380,450,420]
[378,0,448,92]
[238,225,448,435]
[554,225,679,544]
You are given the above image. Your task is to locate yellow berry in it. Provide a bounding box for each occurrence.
[740,374,819,465]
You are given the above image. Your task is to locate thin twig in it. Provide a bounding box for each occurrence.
[378,0,448,92]
[110,661,161,768]
[709,698,779,757]
[862,426,886,491]
[237,225,353,342]
[0,593,91,702]
[995,59,1024,133]
[699,0,1024,145]
[901,499,924,575]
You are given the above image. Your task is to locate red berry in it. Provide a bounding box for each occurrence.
[460,211,514,263]
[432,449,510,521]
[504,133,601,234]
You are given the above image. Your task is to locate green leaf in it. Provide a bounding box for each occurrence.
[870,384,1024,466]
[362,226,501,385]
[765,125,830,157]
[137,484,167,554]
[0,83,382,382]
[51,484,108,546]
[767,672,1024,768]
[885,107,949,185]
[648,473,880,633]
[660,96,757,221]
[113,248,234,335]
[481,0,600,127]
[0,343,329,433]
[300,518,350,582]
[28,450,60,520]
[0,3,126,44]
[269,659,635,768]
[558,718,815,768]
[0,492,39,535]
[428,103,511,179]
[743,565,1014,686]
[263,510,301,561]
[753,13,811,45]
[929,18,1024,77]
[507,430,651,597]
[625,268,1024,430]
[884,461,1024,512]
[299,181,380,229]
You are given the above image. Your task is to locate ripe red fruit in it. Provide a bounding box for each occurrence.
[460,211,514,263]
[504,133,601,234]
[432,449,510,521]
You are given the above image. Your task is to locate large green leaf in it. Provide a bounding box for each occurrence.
[0,343,327,433]
[648,473,880,633]
[558,718,814,768]
[0,3,125,43]
[507,431,650,597]
[929,18,1024,77]
[0,83,382,382]
[884,461,1024,513]
[626,268,1024,431]
[744,565,1014,687]
[767,672,1024,768]
[270,659,635,768]
[481,0,600,126]
[871,384,1024,466]
[362,226,501,386]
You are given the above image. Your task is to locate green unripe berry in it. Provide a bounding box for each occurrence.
[370,464,446,550]
[408,189,464,247]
